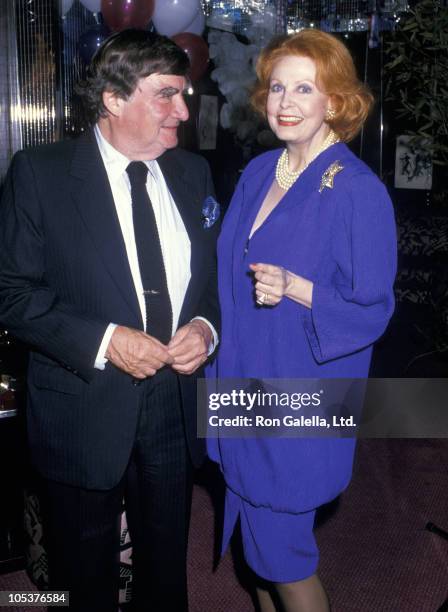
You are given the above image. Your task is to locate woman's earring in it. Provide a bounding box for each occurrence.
[325,108,336,121]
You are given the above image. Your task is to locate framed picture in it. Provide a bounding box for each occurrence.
[394,135,432,190]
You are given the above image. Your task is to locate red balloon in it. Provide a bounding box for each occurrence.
[172,33,209,82]
[101,0,154,32]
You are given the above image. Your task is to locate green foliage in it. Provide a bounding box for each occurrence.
[384,0,448,166]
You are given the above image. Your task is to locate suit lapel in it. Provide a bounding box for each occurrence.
[69,131,142,325]
[158,151,206,326]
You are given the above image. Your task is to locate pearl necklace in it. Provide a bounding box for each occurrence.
[275,130,340,191]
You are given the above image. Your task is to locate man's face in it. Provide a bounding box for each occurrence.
[108,73,189,160]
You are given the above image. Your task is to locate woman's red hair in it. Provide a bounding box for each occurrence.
[251,29,373,142]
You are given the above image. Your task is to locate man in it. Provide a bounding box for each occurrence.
[0,30,219,611]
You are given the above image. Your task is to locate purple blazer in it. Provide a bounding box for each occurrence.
[208,143,397,513]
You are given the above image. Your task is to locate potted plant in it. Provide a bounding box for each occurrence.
[383,0,448,372]
[384,0,448,168]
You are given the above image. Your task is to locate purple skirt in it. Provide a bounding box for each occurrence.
[222,487,319,583]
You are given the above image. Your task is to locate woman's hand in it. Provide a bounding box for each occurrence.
[250,263,313,309]
[250,263,288,306]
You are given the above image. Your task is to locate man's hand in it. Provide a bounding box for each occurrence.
[106,325,173,379]
[168,320,212,375]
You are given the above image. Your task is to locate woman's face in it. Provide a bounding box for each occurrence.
[266,55,330,150]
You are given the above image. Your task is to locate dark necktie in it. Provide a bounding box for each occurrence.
[126,161,172,344]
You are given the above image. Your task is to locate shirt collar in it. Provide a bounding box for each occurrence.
[94,124,158,181]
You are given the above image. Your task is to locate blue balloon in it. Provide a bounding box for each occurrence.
[78,24,110,64]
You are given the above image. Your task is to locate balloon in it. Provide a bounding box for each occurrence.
[152,0,200,37]
[172,32,209,82]
[80,0,101,12]
[184,8,205,35]
[101,0,155,32]
[61,0,74,16]
[78,24,111,64]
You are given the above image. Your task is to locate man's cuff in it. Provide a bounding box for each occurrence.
[94,323,118,370]
[192,317,219,356]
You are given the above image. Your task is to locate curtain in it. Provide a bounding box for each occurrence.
[0,0,22,184]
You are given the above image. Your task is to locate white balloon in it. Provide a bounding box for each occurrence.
[152,0,200,37]
[61,0,74,16]
[80,0,101,13]
[184,8,205,35]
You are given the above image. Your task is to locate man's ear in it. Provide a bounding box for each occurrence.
[102,90,125,117]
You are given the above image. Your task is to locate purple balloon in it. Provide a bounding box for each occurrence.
[152,0,200,37]
[185,9,205,35]
[78,24,111,64]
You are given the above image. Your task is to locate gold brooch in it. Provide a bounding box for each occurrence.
[319,161,344,193]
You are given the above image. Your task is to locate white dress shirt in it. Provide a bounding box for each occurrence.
[93,125,217,369]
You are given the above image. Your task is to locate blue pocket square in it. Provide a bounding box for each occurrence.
[202,196,220,229]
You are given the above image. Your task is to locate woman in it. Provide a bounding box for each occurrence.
[208,30,397,611]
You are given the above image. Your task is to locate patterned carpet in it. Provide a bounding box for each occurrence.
[0,439,447,611]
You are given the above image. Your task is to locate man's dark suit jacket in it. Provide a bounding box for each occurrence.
[0,130,220,490]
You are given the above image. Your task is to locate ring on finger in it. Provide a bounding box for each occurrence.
[257,292,270,306]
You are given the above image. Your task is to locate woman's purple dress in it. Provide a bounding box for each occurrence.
[208,143,397,579]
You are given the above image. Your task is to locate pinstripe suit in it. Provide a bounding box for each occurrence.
[0,130,219,610]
